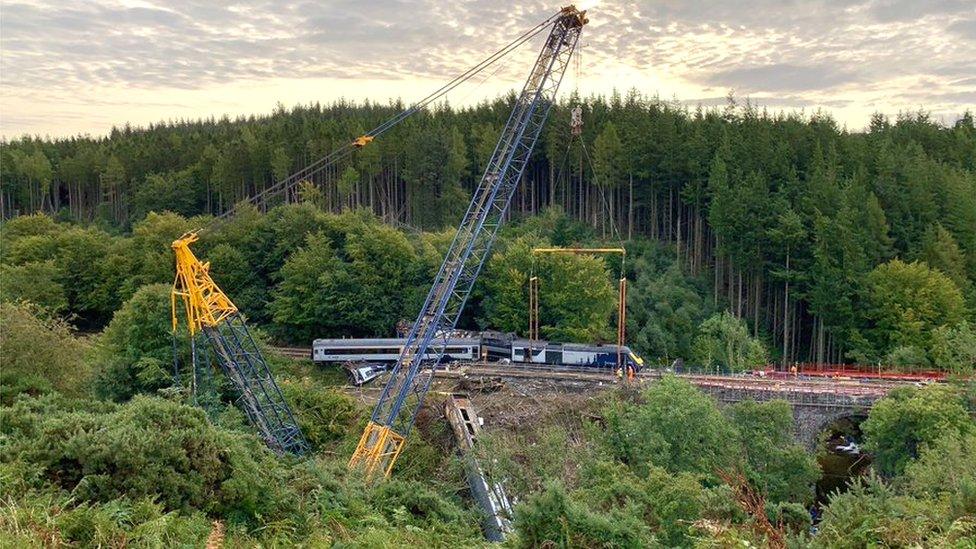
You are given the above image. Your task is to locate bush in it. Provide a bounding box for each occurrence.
[727,399,819,504]
[0,261,68,315]
[0,302,91,404]
[603,376,741,477]
[515,480,655,548]
[815,475,951,548]
[93,284,183,400]
[279,380,359,449]
[905,430,976,517]
[692,311,767,372]
[861,384,973,476]
[1,394,294,523]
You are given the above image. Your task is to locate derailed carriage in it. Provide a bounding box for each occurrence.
[313,331,644,384]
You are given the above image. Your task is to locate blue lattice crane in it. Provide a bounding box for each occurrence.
[171,4,585,460]
[349,5,588,478]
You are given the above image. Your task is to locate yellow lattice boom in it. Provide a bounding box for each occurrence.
[171,231,238,335]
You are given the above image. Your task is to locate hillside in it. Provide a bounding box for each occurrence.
[3,98,975,366]
[2,98,976,547]
[2,300,975,546]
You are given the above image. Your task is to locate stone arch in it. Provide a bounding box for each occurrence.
[810,410,869,451]
[793,406,870,451]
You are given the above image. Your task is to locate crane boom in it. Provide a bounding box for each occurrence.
[172,234,308,454]
[168,8,572,456]
[350,5,588,478]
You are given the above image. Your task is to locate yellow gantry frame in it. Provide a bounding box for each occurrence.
[171,231,238,335]
[530,247,630,369]
[349,421,407,479]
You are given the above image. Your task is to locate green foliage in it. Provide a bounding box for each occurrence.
[0,260,68,315]
[93,284,181,400]
[815,475,958,548]
[603,377,741,477]
[279,381,359,449]
[593,122,624,188]
[3,224,116,324]
[727,400,819,504]
[337,166,358,200]
[918,223,971,295]
[0,491,213,548]
[627,242,710,362]
[1,395,293,521]
[515,480,655,548]
[905,430,976,517]
[270,213,428,342]
[0,302,92,404]
[930,321,976,375]
[132,171,205,220]
[884,344,931,368]
[0,213,62,251]
[2,99,974,369]
[479,235,616,342]
[861,384,974,476]
[864,259,966,357]
[691,311,768,372]
[0,390,485,547]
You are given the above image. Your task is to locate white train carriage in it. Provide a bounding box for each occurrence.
[312,337,480,364]
[511,339,644,370]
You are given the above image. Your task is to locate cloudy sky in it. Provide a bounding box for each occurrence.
[2,0,974,138]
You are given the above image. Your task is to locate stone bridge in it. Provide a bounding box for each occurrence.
[687,377,887,449]
[430,365,894,450]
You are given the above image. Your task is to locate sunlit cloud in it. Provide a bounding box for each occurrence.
[1,0,974,137]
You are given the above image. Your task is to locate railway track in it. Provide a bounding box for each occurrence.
[270,346,311,360]
[271,347,919,397]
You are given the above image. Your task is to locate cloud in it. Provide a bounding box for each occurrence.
[866,0,973,23]
[703,64,863,93]
[948,18,976,40]
[1,0,974,136]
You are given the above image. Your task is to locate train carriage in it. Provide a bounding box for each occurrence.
[313,337,480,364]
[313,333,645,374]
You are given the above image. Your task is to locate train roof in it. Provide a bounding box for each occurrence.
[511,338,631,352]
[313,337,481,346]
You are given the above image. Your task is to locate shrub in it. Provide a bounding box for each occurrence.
[515,480,655,548]
[0,302,91,404]
[93,284,183,400]
[0,261,68,315]
[861,385,972,476]
[692,311,768,372]
[603,376,741,477]
[1,394,293,523]
[279,380,359,449]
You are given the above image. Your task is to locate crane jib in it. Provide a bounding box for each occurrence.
[349,6,587,479]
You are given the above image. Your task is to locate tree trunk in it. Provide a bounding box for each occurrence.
[783,250,790,367]
[628,173,633,240]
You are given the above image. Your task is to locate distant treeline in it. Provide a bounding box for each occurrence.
[2,93,974,367]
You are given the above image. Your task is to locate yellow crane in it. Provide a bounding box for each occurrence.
[170,6,586,457]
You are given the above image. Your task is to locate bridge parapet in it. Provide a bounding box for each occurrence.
[688,378,886,449]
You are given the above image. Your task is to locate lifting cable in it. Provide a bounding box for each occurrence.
[206,9,563,231]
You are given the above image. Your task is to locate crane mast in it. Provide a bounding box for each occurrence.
[350,5,588,478]
[168,7,577,456]
[172,233,309,455]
